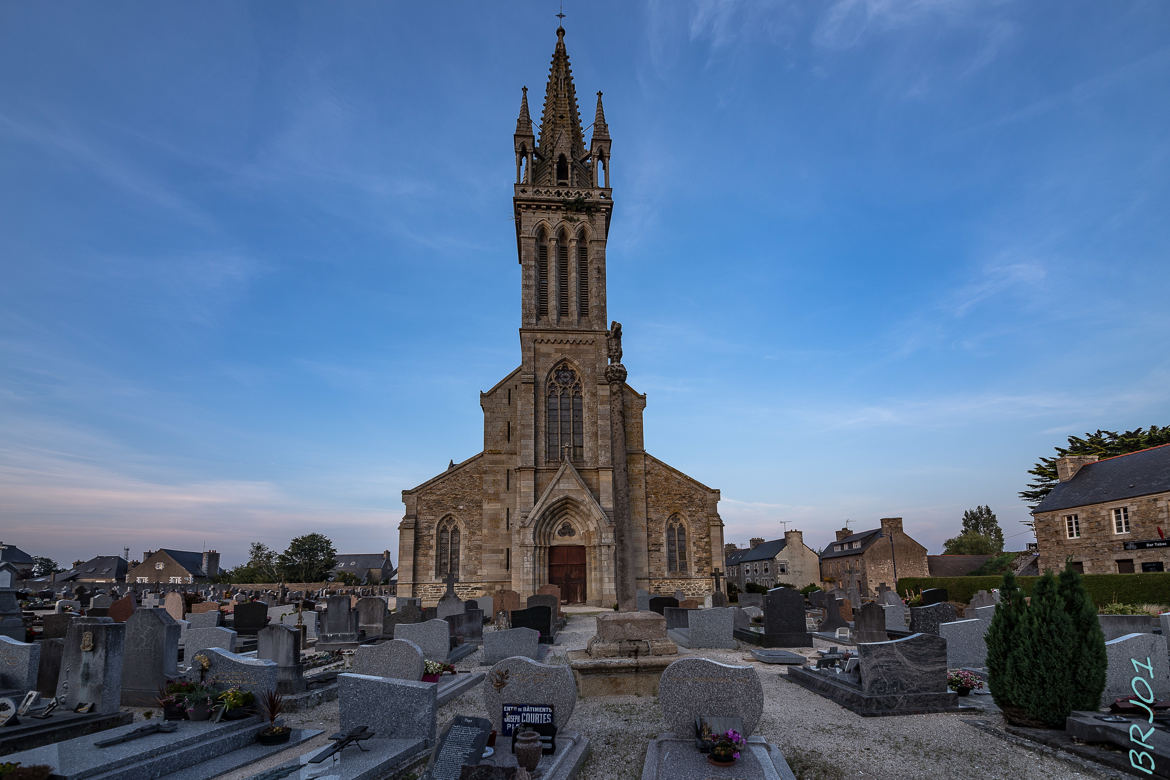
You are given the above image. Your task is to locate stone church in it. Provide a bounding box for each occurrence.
[397,28,723,606]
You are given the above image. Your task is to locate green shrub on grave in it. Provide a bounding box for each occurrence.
[1060,566,1107,711]
[1011,573,1076,726]
[985,572,1027,710]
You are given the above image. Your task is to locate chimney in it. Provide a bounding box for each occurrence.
[835,528,851,542]
[1056,455,1098,482]
[723,543,740,559]
[784,530,803,548]
[879,517,903,534]
[202,550,220,578]
[749,538,764,549]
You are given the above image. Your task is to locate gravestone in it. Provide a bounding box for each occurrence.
[482,656,576,733]
[36,638,64,696]
[55,599,81,614]
[120,608,179,705]
[817,597,849,633]
[482,627,541,665]
[395,619,453,662]
[233,601,268,635]
[425,715,492,780]
[733,607,752,631]
[0,636,40,691]
[662,607,691,630]
[494,589,522,619]
[108,594,135,623]
[257,624,303,693]
[474,596,494,621]
[647,596,678,615]
[384,603,423,637]
[447,609,484,645]
[356,597,389,636]
[163,592,185,622]
[537,582,562,609]
[526,594,559,621]
[920,588,948,606]
[738,592,764,609]
[636,589,650,612]
[880,590,903,607]
[1098,614,1156,641]
[322,594,359,639]
[658,658,763,738]
[973,604,997,624]
[90,593,113,611]
[190,601,220,614]
[42,613,74,640]
[1102,632,1170,707]
[281,609,318,639]
[765,587,813,646]
[938,618,989,668]
[57,617,125,714]
[681,607,735,649]
[883,603,908,632]
[853,602,888,643]
[678,598,700,609]
[185,610,222,629]
[186,626,238,657]
[909,603,957,636]
[510,605,554,643]
[191,647,278,696]
[351,638,425,681]
[437,591,464,621]
[838,598,854,622]
[965,590,999,617]
[338,672,436,742]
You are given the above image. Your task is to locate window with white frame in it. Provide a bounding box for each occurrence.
[136,577,148,583]
[169,576,183,584]
[1112,506,1131,534]
[777,561,789,574]
[155,562,165,570]
[1064,514,1081,539]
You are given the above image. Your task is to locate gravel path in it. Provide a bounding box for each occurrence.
[211,609,1115,779]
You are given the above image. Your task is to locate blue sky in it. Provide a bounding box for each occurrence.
[1,1,1168,569]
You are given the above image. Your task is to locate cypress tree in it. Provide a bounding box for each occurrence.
[985,572,1026,709]
[1013,573,1077,726]
[1059,565,1107,710]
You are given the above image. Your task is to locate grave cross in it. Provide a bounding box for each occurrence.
[711,568,725,591]
[444,569,458,598]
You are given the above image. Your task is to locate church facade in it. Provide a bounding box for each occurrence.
[397,28,723,606]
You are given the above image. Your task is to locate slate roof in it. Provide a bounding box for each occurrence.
[820,529,882,559]
[732,539,789,564]
[0,543,34,565]
[159,549,207,576]
[58,556,127,582]
[1033,444,1170,514]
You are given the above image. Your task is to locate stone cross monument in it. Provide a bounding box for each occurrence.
[607,321,636,612]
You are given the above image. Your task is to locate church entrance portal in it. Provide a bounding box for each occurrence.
[549,545,586,603]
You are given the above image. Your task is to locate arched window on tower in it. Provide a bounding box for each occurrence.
[556,154,569,185]
[576,231,589,318]
[436,517,460,578]
[546,363,583,461]
[666,515,688,574]
[536,228,549,319]
[557,231,569,318]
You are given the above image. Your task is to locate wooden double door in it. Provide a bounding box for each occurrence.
[548,545,586,603]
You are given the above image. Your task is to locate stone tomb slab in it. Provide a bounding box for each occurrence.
[749,648,807,665]
[641,735,797,780]
[1064,710,1170,779]
[1102,632,1170,707]
[669,607,736,649]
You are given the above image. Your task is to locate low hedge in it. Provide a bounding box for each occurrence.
[897,572,1170,607]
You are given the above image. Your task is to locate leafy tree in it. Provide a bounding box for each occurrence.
[1021,426,1170,508]
[245,542,281,583]
[31,556,63,577]
[942,505,1003,554]
[986,572,1026,710]
[1012,572,1076,726]
[278,533,337,583]
[969,552,1016,576]
[334,571,361,586]
[1058,566,1106,711]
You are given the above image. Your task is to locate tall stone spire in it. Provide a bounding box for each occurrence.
[536,27,587,186]
[592,91,609,140]
[516,86,533,134]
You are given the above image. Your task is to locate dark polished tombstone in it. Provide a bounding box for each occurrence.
[446,609,484,645]
[510,605,554,643]
[853,602,888,643]
[526,594,558,620]
[920,588,948,606]
[908,603,958,636]
[232,601,269,635]
[647,596,679,615]
[764,587,813,647]
[425,714,492,780]
[662,607,692,630]
[816,597,849,634]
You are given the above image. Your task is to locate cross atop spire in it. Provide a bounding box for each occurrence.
[537,26,586,184]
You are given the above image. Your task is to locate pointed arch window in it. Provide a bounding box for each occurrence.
[557,231,569,319]
[546,363,583,461]
[436,517,460,578]
[666,515,688,574]
[577,232,589,318]
[536,229,549,319]
[556,154,569,184]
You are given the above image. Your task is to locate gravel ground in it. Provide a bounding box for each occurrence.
[204,608,1115,779]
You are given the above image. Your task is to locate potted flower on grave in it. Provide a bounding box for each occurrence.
[217,687,255,720]
[256,689,290,745]
[705,729,745,767]
[421,660,455,683]
[947,670,983,697]
[157,680,198,721]
[182,683,219,721]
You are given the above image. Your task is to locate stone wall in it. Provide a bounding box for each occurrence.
[643,455,722,591]
[1034,491,1170,574]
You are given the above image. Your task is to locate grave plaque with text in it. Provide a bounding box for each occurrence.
[426,714,492,780]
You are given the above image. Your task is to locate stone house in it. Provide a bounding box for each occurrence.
[126,549,221,585]
[818,517,929,595]
[725,532,821,590]
[0,542,34,577]
[1032,445,1170,574]
[55,555,127,585]
[396,28,724,607]
[330,551,396,585]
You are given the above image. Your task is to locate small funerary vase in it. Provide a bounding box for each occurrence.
[514,729,542,771]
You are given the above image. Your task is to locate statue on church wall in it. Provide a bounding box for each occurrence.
[607,321,622,365]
